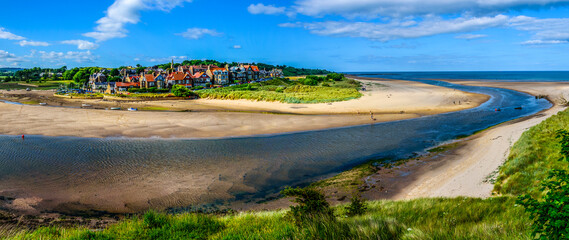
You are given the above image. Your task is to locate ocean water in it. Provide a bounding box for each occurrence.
[0,78,552,214]
[349,71,569,82]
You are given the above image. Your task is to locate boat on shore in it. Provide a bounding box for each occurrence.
[128,108,138,111]
[82,104,92,108]
[110,107,121,110]
[39,103,47,106]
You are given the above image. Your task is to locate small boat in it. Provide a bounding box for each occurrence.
[514,106,523,110]
[495,108,501,112]
[127,108,138,111]
[82,104,92,108]
[110,107,121,110]
[39,103,47,106]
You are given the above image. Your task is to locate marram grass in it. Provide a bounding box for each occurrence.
[5,197,531,240]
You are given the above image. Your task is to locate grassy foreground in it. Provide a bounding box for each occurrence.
[3,197,530,240]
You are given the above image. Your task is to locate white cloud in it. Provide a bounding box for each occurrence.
[455,34,488,39]
[0,27,25,40]
[32,50,98,63]
[509,16,569,42]
[84,0,192,42]
[61,40,99,50]
[18,40,50,47]
[0,50,25,63]
[148,55,187,62]
[291,0,569,18]
[177,28,222,40]
[233,45,242,49]
[282,15,508,41]
[521,39,568,44]
[248,3,286,15]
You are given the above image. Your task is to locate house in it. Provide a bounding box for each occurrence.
[116,82,139,92]
[189,65,209,75]
[143,73,166,89]
[192,72,211,87]
[177,65,191,74]
[229,66,247,83]
[125,75,140,83]
[206,65,229,85]
[166,72,193,88]
[105,82,117,94]
[141,73,166,89]
[91,82,108,93]
[89,73,107,83]
[270,68,284,78]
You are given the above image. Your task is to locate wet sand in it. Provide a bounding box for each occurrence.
[0,79,488,139]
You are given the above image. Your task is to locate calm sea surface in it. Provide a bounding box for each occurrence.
[349,71,569,82]
[0,72,556,214]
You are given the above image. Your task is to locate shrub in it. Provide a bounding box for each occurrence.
[172,84,192,97]
[346,193,368,217]
[275,87,285,93]
[303,78,319,86]
[327,73,345,81]
[281,187,334,225]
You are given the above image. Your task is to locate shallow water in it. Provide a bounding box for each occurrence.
[0,78,552,214]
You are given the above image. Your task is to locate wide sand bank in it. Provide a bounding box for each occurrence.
[0,79,488,139]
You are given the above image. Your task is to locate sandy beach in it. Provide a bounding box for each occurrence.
[0,79,488,139]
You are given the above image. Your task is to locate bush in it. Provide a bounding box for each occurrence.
[327,73,345,81]
[191,86,205,90]
[281,187,334,225]
[303,78,319,86]
[346,194,368,217]
[172,84,192,97]
[275,87,285,93]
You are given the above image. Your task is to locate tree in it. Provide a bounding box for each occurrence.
[110,68,120,77]
[517,130,569,239]
[172,84,191,97]
[63,68,79,80]
[72,70,89,84]
[327,73,344,81]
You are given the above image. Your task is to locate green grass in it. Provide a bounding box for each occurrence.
[494,108,569,198]
[6,197,531,240]
[196,80,362,104]
[113,93,175,98]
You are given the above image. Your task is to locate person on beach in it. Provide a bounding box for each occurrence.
[370,111,376,121]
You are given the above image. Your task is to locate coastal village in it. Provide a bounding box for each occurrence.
[88,61,284,94]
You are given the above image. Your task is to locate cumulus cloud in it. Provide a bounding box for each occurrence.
[248,3,286,15]
[61,40,99,50]
[177,28,222,40]
[84,0,192,42]
[282,15,508,41]
[0,27,25,40]
[18,40,50,47]
[292,0,569,18]
[455,34,488,39]
[233,45,242,49]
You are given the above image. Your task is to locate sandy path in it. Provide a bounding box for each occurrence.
[0,79,487,139]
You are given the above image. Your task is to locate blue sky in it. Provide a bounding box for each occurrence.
[1,0,569,71]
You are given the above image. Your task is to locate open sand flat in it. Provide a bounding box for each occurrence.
[0,79,488,139]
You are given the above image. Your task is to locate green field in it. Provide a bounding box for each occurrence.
[196,78,362,104]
